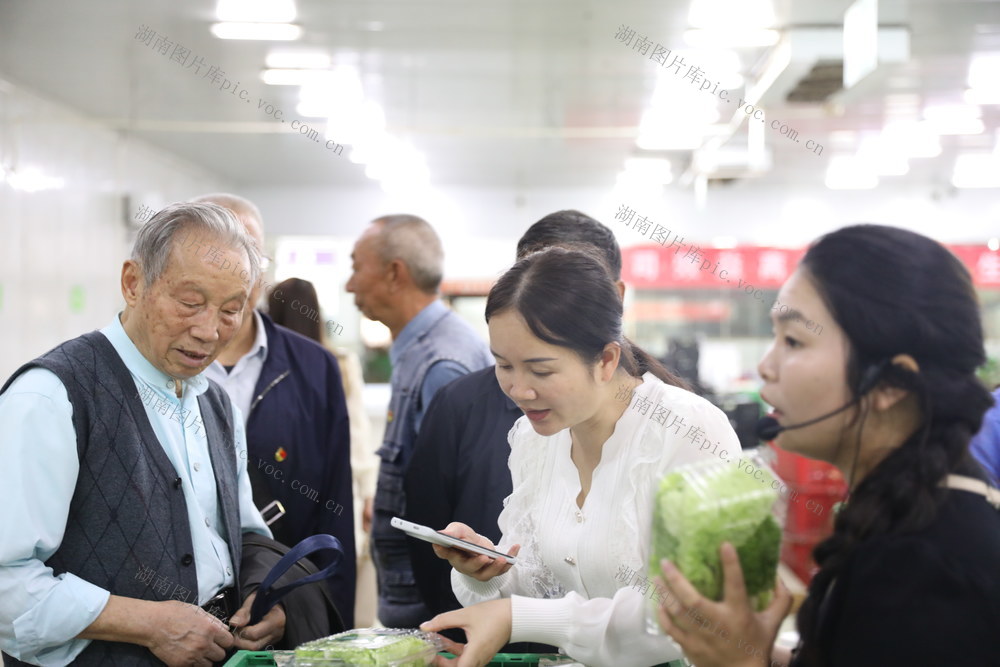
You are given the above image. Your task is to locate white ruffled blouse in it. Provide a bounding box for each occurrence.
[451,372,744,667]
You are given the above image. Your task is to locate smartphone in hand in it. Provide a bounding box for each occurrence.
[390,517,518,565]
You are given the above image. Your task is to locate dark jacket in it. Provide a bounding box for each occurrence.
[404,365,520,616]
[243,312,356,626]
[791,483,1000,666]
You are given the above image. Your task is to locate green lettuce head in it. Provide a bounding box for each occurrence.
[648,455,783,610]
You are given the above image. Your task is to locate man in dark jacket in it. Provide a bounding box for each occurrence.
[197,194,356,627]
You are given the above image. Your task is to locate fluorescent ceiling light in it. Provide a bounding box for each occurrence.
[922,104,984,135]
[5,167,65,192]
[636,132,705,151]
[825,156,878,189]
[216,0,296,23]
[952,153,1000,188]
[648,80,721,121]
[211,22,301,41]
[297,67,362,117]
[688,0,776,29]
[683,28,780,49]
[688,50,744,89]
[261,68,327,85]
[714,71,744,90]
[856,136,909,176]
[369,141,430,191]
[352,131,393,167]
[685,49,741,72]
[621,157,674,185]
[637,110,712,150]
[880,120,942,158]
[329,100,385,147]
[265,52,330,69]
[968,53,1000,91]
[964,88,1000,105]
[828,130,858,146]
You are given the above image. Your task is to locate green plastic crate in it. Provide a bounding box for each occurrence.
[224,650,688,666]
[439,653,560,665]
[226,651,561,666]
[223,651,292,667]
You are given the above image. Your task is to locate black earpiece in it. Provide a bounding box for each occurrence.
[856,359,891,396]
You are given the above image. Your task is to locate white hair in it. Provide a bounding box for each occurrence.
[131,202,261,287]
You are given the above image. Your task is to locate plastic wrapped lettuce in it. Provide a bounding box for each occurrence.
[294,628,442,666]
[646,452,785,633]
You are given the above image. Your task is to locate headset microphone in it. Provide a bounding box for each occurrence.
[755,361,888,442]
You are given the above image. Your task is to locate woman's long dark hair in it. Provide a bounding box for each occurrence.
[794,225,993,665]
[267,277,323,343]
[485,246,688,389]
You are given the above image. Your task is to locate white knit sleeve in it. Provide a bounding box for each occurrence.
[451,417,568,607]
[510,589,685,667]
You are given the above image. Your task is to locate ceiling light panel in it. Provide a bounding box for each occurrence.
[216,0,296,23]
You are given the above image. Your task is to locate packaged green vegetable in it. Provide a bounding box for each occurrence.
[646,451,785,634]
[294,628,443,666]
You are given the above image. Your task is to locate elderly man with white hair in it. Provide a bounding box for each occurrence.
[0,202,284,666]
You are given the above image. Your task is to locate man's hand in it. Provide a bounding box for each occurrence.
[363,497,374,533]
[147,601,235,667]
[79,595,233,667]
[421,598,512,667]
[432,522,520,582]
[229,591,286,650]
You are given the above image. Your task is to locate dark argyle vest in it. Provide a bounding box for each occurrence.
[0,331,243,666]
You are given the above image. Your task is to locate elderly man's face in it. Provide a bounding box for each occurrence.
[346,225,392,323]
[122,232,252,379]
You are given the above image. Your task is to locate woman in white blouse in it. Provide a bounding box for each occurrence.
[421,246,742,667]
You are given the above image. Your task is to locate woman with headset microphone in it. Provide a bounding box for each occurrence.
[655,224,1000,666]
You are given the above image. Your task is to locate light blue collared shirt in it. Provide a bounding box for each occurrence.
[204,310,269,423]
[390,300,475,432]
[0,315,270,666]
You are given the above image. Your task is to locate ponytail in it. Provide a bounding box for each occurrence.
[620,337,690,391]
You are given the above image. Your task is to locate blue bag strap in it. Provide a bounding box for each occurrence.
[248,533,344,625]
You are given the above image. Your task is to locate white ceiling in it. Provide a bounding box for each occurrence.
[0,0,998,191]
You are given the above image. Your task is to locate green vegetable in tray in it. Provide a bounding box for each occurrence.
[294,629,438,666]
[648,457,782,610]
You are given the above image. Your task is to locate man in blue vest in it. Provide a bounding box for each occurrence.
[346,214,493,628]
[0,203,284,665]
